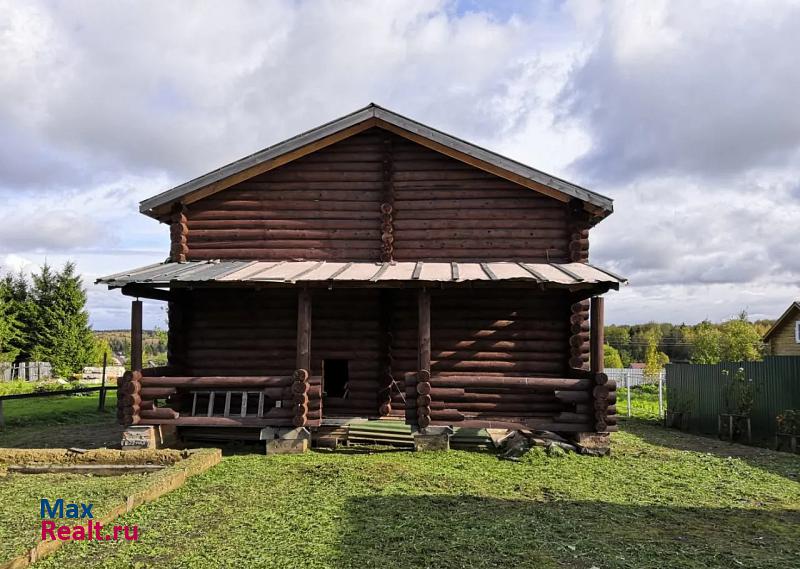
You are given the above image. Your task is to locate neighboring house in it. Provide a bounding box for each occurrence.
[763,301,800,356]
[97,103,625,442]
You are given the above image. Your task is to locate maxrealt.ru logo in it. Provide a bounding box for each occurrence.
[40,499,139,542]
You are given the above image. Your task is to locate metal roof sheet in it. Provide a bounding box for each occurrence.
[97,260,626,289]
[139,103,613,217]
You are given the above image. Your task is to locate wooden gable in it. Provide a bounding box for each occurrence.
[177,127,588,263]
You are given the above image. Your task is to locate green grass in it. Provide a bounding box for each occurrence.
[0,393,121,449]
[29,422,800,569]
[0,470,148,564]
[617,384,664,422]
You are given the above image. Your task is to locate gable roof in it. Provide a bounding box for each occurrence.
[763,301,800,341]
[139,103,613,221]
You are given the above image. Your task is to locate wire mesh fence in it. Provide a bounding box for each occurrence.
[605,368,666,420]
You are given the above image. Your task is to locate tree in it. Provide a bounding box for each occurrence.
[1,272,34,361]
[0,279,21,363]
[604,344,624,368]
[689,321,722,364]
[644,329,669,379]
[92,338,115,366]
[718,312,763,362]
[29,263,97,377]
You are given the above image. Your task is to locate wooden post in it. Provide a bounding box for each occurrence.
[590,296,604,373]
[131,300,143,373]
[418,288,431,373]
[296,288,312,372]
[98,352,108,412]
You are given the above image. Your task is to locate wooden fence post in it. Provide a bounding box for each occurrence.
[98,352,108,412]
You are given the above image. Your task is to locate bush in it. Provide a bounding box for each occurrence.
[777,410,800,435]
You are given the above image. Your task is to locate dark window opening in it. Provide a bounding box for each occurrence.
[323,359,349,398]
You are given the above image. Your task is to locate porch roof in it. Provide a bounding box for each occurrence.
[97,260,626,290]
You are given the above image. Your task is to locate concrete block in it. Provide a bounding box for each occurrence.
[413,432,450,451]
[263,427,311,454]
[121,426,157,450]
[266,438,309,455]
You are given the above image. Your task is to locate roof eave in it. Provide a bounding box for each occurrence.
[763,302,800,341]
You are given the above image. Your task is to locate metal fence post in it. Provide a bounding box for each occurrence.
[626,372,632,417]
[658,375,664,418]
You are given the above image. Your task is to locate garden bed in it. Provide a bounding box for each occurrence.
[0,448,220,569]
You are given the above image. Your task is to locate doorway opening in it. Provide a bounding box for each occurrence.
[323,359,349,398]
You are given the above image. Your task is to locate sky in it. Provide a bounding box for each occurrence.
[1,0,798,329]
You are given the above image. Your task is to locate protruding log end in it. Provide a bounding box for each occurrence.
[291,381,310,395]
[416,382,431,396]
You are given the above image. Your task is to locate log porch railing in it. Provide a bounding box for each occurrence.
[405,371,617,433]
[117,370,322,428]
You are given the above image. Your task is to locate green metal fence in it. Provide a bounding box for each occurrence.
[666,356,800,440]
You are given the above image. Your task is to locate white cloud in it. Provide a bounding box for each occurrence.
[0,0,798,328]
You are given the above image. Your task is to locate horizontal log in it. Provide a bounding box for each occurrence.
[140,407,179,420]
[431,361,565,373]
[140,376,293,388]
[393,218,567,230]
[139,416,294,427]
[190,238,380,250]
[393,228,568,240]
[430,376,591,390]
[187,218,380,230]
[428,401,565,413]
[140,387,177,399]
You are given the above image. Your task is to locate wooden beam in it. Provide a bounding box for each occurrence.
[131,300,143,373]
[417,288,431,372]
[121,284,171,302]
[590,296,605,373]
[296,288,312,371]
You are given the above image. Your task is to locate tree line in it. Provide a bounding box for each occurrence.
[0,263,110,377]
[604,312,770,368]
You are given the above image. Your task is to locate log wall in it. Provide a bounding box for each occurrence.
[179,128,575,262]
[181,289,297,376]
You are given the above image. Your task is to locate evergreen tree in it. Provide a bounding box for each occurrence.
[29,262,97,377]
[0,278,22,362]
[1,272,34,360]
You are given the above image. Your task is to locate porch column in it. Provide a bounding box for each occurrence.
[417,288,431,372]
[590,296,604,373]
[296,288,312,372]
[131,300,143,372]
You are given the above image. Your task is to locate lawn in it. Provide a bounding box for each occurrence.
[27,423,800,569]
[616,383,664,422]
[0,468,148,564]
[0,392,122,449]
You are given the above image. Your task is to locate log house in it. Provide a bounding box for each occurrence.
[98,104,625,441]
